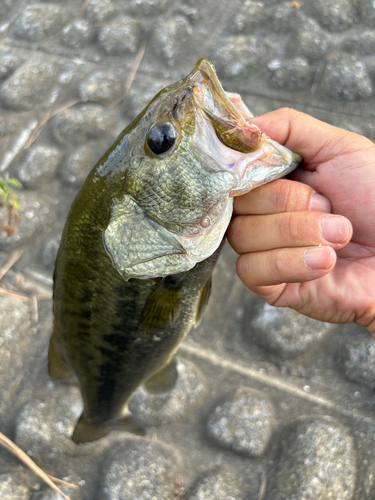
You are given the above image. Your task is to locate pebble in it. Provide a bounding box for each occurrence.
[269,57,313,91]
[51,104,117,146]
[338,337,375,390]
[128,0,170,16]
[248,300,336,358]
[0,51,20,79]
[0,296,30,383]
[98,17,142,56]
[1,61,59,111]
[15,145,63,189]
[212,35,272,77]
[0,191,57,251]
[61,20,94,49]
[0,473,30,500]
[343,30,375,56]
[310,0,355,32]
[15,384,101,460]
[358,0,375,29]
[60,143,98,186]
[129,359,205,426]
[100,439,179,500]
[123,77,168,119]
[287,18,329,61]
[189,467,245,500]
[225,0,265,33]
[84,0,116,23]
[207,387,275,457]
[323,54,373,100]
[39,229,62,270]
[79,70,124,104]
[273,418,356,499]
[268,1,301,34]
[152,16,193,67]
[12,4,71,42]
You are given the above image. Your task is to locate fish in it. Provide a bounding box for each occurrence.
[50,58,301,444]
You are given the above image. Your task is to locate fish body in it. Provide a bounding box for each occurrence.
[50,59,300,443]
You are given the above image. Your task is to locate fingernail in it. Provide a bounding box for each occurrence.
[304,247,333,270]
[321,215,349,244]
[309,193,331,212]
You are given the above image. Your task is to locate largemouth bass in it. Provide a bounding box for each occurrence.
[50,58,300,444]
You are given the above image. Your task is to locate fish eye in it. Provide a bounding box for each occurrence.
[146,122,177,156]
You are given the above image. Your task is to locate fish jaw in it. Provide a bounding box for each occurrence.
[188,59,301,196]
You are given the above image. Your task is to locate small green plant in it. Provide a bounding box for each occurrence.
[0,173,22,235]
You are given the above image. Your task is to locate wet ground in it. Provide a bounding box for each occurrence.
[1,0,375,498]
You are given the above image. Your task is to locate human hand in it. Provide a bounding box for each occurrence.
[227,108,375,337]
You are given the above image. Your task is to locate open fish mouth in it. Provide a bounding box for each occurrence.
[187,58,301,197]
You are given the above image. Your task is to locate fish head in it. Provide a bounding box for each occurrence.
[104,58,301,279]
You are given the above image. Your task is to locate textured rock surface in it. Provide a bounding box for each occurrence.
[212,36,272,77]
[100,439,179,500]
[51,105,117,146]
[207,387,275,457]
[79,71,124,104]
[1,61,59,110]
[15,384,90,460]
[269,57,313,91]
[273,419,356,499]
[60,144,100,186]
[248,300,336,358]
[324,55,373,100]
[189,467,245,500]
[129,359,205,426]
[98,17,142,56]
[61,20,94,49]
[12,4,71,42]
[310,0,355,32]
[15,145,63,189]
[338,337,375,390]
[0,297,30,384]
[0,192,57,251]
[0,472,30,500]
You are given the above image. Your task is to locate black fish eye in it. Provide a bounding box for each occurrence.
[146,122,177,156]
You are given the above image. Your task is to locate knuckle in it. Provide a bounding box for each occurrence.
[280,212,299,243]
[271,249,285,283]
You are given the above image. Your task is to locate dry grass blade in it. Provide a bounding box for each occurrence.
[0,287,29,301]
[108,38,147,106]
[257,475,267,500]
[24,100,80,150]
[48,475,79,490]
[0,432,74,500]
[0,250,23,281]
[81,0,92,16]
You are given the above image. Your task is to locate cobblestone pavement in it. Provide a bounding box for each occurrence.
[0,0,375,498]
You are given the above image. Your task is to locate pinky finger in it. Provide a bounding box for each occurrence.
[236,245,336,301]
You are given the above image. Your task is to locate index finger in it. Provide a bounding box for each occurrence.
[251,108,362,168]
[233,178,331,215]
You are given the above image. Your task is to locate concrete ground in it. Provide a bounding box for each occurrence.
[0,0,375,498]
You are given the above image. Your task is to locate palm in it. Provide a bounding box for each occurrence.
[277,137,375,327]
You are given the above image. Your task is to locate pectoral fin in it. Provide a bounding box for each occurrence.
[140,278,183,333]
[143,356,178,394]
[104,195,195,279]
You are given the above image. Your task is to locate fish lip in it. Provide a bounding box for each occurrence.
[187,58,264,153]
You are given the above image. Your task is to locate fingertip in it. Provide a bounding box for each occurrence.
[309,193,331,213]
[303,245,336,271]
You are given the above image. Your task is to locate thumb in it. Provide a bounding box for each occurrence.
[251,108,356,169]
